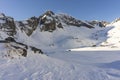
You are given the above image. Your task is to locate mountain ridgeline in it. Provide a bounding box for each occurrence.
[0,11,109,37]
[0,11,110,57]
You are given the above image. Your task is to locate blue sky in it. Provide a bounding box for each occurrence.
[0,0,120,22]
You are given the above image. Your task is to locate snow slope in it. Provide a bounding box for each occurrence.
[14,24,108,51]
[101,20,120,47]
[1,12,120,80]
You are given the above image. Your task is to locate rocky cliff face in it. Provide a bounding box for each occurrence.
[39,11,95,32]
[39,11,57,32]
[17,16,39,36]
[0,13,16,36]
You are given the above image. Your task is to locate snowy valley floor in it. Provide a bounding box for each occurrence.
[0,47,120,80]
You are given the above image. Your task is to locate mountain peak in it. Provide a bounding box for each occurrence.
[44,10,55,16]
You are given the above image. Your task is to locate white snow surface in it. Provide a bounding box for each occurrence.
[101,21,120,47]
[0,19,5,23]
[1,47,120,80]
[15,24,108,51]
[1,19,120,80]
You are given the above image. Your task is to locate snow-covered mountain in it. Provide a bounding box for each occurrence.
[1,11,120,80]
[0,11,109,53]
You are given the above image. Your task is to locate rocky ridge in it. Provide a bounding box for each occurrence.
[0,11,108,37]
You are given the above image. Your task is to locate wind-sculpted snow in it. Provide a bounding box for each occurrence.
[0,48,120,80]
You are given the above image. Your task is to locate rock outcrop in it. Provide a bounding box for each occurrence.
[39,11,94,32]
[39,11,63,32]
[0,13,16,36]
[57,14,94,28]
[17,16,39,36]
[88,20,109,27]
[0,37,43,58]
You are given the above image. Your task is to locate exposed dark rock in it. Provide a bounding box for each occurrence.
[0,40,8,43]
[88,21,109,27]
[0,37,43,57]
[57,14,94,28]
[22,49,27,57]
[40,21,56,32]
[15,42,28,49]
[5,37,16,42]
[0,14,16,36]
[26,16,39,36]
[92,45,97,47]
[30,46,43,54]
[18,21,25,31]
[40,11,57,32]
[79,23,94,28]
[57,23,63,28]
[17,16,39,36]
[11,45,27,57]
